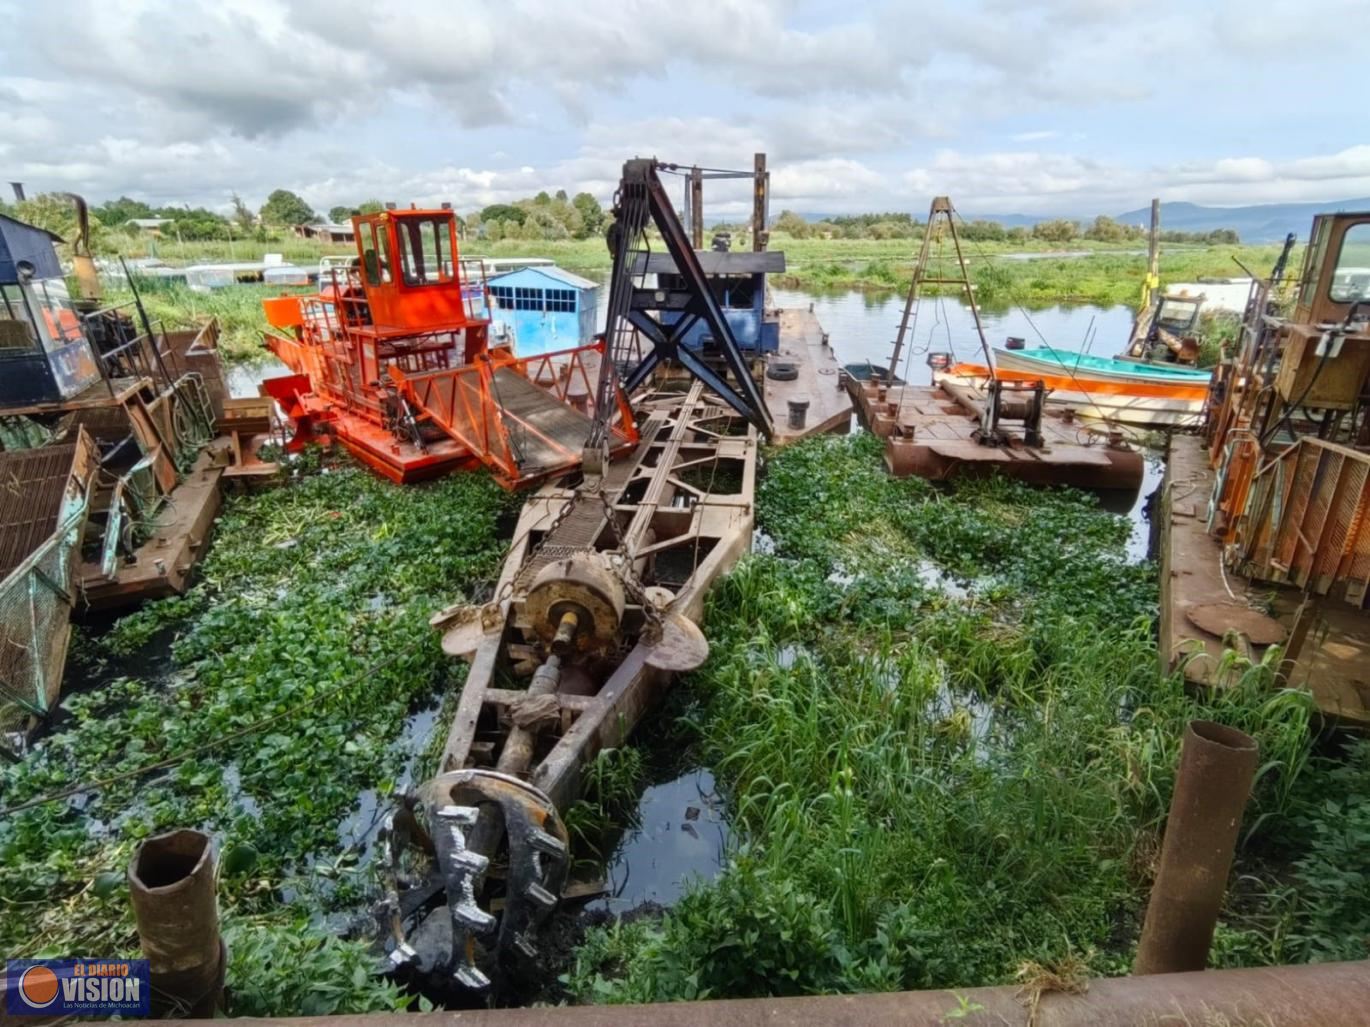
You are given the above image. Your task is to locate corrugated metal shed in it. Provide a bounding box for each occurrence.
[0,213,64,284]
[486,264,599,357]
[488,265,599,291]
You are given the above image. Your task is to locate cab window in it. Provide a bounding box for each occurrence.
[360,222,391,286]
[1330,223,1370,304]
[398,218,452,286]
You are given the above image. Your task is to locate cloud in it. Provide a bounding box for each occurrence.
[1,0,1366,217]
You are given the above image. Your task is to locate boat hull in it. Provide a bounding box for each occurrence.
[940,362,1207,429]
[994,347,1212,386]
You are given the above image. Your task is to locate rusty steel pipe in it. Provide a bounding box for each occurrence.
[187,959,1370,1026]
[1134,720,1258,975]
[128,829,225,1017]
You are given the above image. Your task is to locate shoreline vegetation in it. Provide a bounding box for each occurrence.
[113,234,1285,368]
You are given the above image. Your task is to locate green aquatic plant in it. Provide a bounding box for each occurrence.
[0,462,517,1013]
[569,433,1323,1004]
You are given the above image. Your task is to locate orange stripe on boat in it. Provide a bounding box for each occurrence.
[946,363,1209,402]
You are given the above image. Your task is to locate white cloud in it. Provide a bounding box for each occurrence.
[1,0,1367,216]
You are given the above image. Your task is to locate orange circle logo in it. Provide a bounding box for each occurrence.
[19,965,59,1008]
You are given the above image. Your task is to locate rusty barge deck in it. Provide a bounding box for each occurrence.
[849,374,1144,490]
[1160,434,1370,727]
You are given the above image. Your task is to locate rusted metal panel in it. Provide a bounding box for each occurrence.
[0,444,84,579]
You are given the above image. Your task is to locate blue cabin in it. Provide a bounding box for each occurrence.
[633,250,785,353]
[0,214,102,408]
[487,265,599,357]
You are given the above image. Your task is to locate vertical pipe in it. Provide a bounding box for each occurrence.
[690,167,704,251]
[9,182,25,202]
[752,153,768,252]
[128,829,225,1017]
[1134,721,1258,975]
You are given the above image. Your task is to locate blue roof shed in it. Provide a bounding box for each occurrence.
[487,265,600,357]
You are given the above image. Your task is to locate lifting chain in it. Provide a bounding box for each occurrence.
[596,486,664,631]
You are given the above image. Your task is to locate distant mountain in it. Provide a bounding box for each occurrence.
[794,198,1370,243]
[1115,199,1370,243]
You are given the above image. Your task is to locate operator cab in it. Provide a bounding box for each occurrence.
[0,213,102,407]
[346,208,489,337]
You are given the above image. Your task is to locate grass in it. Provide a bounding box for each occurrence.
[123,282,310,364]
[0,454,517,1015]
[564,433,1347,1004]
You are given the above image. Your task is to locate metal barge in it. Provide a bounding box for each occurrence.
[0,208,271,753]
[847,197,1144,491]
[1160,208,1370,726]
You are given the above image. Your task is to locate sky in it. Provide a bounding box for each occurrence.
[2,0,1368,220]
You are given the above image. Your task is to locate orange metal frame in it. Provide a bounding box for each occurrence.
[390,341,639,489]
[261,208,636,487]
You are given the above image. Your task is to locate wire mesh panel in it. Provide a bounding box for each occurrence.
[0,506,85,751]
[0,433,95,753]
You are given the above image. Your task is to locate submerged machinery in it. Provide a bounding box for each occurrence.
[375,158,773,992]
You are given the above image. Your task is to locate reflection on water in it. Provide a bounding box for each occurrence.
[769,285,1134,380]
[225,357,289,397]
[589,768,732,915]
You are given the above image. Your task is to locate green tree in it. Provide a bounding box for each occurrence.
[231,192,256,230]
[554,189,568,202]
[358,200,385,215]
[960,219,1007,242]
[1032,218,1079,244]
[480,203,526,226]
[1083,215,1125,243]
[156,205,230,241]
[533,191,552,206]
[328,205,356,223]
[572,192,604,238]
[773,210,810,238]
[93,196,155,227]
[1006,226,1030,245]
[14,194,81,240]
[259,189,316,227]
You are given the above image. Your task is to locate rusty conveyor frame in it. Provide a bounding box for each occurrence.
[432,379,755,808]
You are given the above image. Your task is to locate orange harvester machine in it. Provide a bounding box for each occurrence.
[261,207,636,486]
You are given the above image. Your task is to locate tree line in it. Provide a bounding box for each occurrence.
[0,188,1238,250]
[770,209,1240,245]
[0,187,611,247]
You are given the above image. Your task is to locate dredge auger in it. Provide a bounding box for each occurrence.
[377,158,771,992]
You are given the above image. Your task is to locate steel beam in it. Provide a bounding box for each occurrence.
[177,959,1370,1026]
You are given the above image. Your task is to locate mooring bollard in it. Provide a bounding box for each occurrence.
[1134,721,1258,975]
[128,829,225,1017]
[787,398,810,431]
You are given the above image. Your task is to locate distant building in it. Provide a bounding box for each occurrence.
[125,218,175,234]
[293,222,356,244]
[486,265,599,357]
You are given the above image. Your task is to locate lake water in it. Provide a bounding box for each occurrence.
[769,284,1135,378]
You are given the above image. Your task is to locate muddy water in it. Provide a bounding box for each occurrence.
[588,768,732,916]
